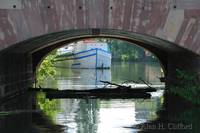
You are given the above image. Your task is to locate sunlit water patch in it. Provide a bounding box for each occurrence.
[39,95,164,133]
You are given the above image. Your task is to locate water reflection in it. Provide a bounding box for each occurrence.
[38,62,165,133]
[41,62,163,90]
[69,69,111,88]
[0,91,199,133]
[111,62,163,84]
[0,92,35,133]
[54,97,163,133]
[2,62,199,132]
[42,69,111,90]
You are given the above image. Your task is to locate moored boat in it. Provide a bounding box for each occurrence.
[71,40,111,69]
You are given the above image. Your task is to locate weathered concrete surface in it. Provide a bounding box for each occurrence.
[0,0,200,55]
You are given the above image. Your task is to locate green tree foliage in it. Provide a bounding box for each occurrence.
[96,38,155,62]
[36,51,57,86]
[170,69,200,105]
[37,92,61,120]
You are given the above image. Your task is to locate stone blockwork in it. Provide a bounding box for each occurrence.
[0,0,200,55]
[0,53,33,98]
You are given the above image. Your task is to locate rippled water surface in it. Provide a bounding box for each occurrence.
[0,62,174,133]
[0,62,199,133]
[38,62,164,133]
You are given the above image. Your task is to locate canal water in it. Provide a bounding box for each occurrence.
[37,62,164,133]
[42,62,163,89]
[0,62,197,133]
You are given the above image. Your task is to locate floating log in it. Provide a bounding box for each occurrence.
[29,87,156,93]
[46,91,151,99]
[29,87,156,99]
[29,80,157,99]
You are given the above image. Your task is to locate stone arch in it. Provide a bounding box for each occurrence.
[0,29,199,99]
[4,28,186,77]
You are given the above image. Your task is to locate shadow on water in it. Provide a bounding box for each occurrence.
[132,92,199,133]
[0,92,199,133]
[0,92,66,133]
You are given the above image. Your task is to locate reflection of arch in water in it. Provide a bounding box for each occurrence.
[71,69,111,89]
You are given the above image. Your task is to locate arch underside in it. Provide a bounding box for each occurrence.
[0,29,195,77]
[0,29,200,100]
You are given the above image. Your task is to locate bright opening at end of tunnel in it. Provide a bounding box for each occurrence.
[36,38,165,90]
[34,38,165,133]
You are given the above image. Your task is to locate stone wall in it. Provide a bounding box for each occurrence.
[0,0,200,55]
[0,53,33,98]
